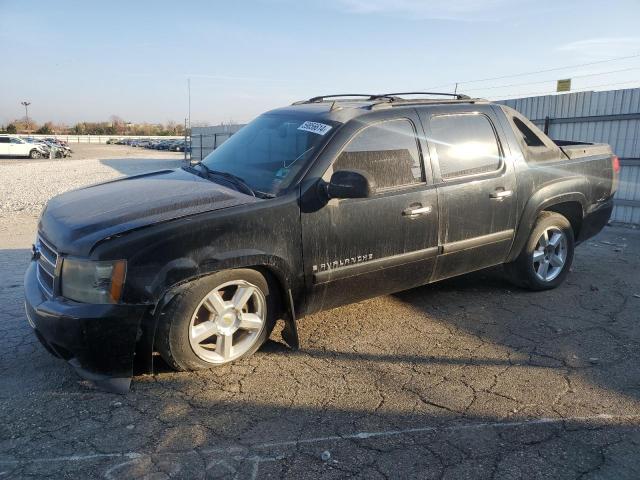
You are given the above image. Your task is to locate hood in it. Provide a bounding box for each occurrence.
[39,168,259,256]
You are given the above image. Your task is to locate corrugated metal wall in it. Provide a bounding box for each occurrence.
[499,88,640,224]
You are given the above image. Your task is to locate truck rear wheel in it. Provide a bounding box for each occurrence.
[157,269,277,371]
[505,211,575,290]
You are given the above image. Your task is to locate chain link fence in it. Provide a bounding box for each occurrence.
[188,125,244,163]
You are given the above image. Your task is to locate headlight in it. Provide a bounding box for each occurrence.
[61,258,127,304]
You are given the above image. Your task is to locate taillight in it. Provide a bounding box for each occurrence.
[612,155,620,173]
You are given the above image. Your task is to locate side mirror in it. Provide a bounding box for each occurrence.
[326,169,374,199]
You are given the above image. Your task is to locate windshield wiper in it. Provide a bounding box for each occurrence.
[193,162,256,197]
[254,190,276,199]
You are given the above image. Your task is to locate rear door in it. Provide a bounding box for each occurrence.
[417,105,518,281]
[301,111,439,313]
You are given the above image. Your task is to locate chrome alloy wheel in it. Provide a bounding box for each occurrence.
[532,227,568,282]
[188,280,266,364]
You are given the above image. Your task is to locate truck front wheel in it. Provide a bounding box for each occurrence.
[505,211,575,290]
[157,269,277,371]
[29,149,42,159]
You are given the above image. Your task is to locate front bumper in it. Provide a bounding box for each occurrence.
[24,261,148,393]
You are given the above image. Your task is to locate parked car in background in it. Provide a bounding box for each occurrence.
[41,140,72,158]
[170,140,189,152]
[24,137,52,157]
[101,137,187,150]
[44,137,69,147]
[47,139,72,156]
[0,135,49,158]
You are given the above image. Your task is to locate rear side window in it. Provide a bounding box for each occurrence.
[334,119,423,190]
[513,117,545,147]
[0,137,9,144]
[430,114,501,179]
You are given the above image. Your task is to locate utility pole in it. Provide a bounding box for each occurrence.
[21,101,31,131]
[454,83,458,94]
[187,78,191,131]
[184,117,188,165]
[186,79,191,166]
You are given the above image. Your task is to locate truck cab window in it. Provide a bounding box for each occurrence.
[430,114,501,179]
[334,119,423,190]
[513,117,545,147]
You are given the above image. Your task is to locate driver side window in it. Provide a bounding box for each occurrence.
[334,119,424,191]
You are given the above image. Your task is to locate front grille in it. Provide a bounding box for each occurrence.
[36,235,59,297]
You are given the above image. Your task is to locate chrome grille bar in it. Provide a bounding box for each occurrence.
[36,235,59,297]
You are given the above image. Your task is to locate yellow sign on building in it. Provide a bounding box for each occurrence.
[557,79,571,92]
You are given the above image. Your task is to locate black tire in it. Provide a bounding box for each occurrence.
[156,269,279,371]
[29,149,42,159]
[505,211,575,291]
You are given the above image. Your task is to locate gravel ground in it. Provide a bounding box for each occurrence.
[1,147,639,479]
[0,144,183,218]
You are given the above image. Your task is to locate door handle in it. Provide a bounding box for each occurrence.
[490,190,513,200]
[402,205,432,217]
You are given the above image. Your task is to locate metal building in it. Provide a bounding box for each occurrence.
[499,88,640,224]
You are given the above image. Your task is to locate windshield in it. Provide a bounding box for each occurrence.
[202,114,339,196]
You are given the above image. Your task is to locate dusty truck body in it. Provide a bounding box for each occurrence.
[24,93,619,391]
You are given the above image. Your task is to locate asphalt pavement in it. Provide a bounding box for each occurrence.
[1,218,639,480]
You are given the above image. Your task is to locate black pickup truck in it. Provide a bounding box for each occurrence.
[24,93,619,391]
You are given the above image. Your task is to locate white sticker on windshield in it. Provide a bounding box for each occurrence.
[298,121,332,136]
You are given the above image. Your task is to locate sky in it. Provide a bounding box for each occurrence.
[1,0,640,126]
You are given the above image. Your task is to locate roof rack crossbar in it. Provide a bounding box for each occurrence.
[370,92,471,100]
[303,94,376,104]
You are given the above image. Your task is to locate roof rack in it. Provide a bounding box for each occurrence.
[292,91,476,106]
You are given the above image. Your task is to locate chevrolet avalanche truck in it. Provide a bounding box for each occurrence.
[24,93,619,392]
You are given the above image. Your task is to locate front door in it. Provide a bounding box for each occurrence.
[301,113,439,313]
[0,137,9,156]
[418,105,518,281]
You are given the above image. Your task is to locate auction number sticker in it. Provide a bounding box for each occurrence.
[298,121,333,136]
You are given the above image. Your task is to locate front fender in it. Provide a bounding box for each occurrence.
[135,252,300,374]
[147,249,296,301]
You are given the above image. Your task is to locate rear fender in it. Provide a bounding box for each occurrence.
[507,180,587,263]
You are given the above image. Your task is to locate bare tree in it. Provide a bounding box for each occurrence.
[109,115,126,135]
[12,117,39,133]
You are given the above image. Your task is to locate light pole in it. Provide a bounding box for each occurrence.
[187,78,191,131]
[21,101,31,130]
